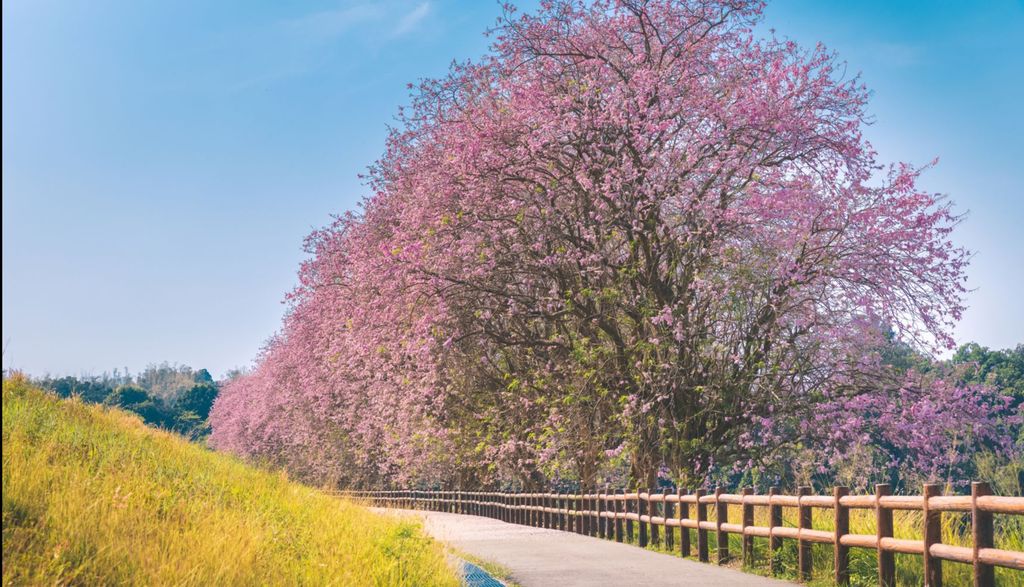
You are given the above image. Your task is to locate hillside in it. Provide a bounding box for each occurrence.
[1,377,458,586]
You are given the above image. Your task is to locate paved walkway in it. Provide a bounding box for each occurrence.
[389,509,792,587]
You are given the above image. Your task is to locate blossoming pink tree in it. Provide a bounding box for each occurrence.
[210,0,1015,490]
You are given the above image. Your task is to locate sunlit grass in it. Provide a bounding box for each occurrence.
[1,377,459,586]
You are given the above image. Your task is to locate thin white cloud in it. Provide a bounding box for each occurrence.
[392,2,431,37]
[283,4,385,40]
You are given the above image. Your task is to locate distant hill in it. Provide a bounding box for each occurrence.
[1,376,457,586]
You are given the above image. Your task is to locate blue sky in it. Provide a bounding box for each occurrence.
[3,0,1022,378]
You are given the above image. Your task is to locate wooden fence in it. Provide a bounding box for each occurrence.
[345,482,1023,587]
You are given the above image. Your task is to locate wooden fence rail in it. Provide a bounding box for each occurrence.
[341,482,1023,587]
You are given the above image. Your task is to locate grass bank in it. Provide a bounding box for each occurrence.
[1,377,458,586]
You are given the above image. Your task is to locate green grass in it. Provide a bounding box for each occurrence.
[1,377,459,586]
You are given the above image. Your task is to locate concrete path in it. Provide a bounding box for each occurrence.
[390,509,792,587]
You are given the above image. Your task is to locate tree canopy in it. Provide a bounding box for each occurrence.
[209,0,1018,491]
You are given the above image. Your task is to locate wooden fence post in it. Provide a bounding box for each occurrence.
[555,492,562,530]
[552,491,561,528]
[716,486,729,564]
[574,491,581,534]
[553,492,559,530]
[598,487,607,539]
[923,483,942,587]
[574,492,580,533]
[556,492,563,530]
[639,488,649,548]
[679,487,691,558]
[581,491,589,532]
[556,492,561,530]
[834,486,850,586]
[559,491,567,532]
[742,487,754,568]
[696,488,709,563]
[622,487,630,540]
[798,485,812,581]
[768,486,782,576]
[651,488,661,547]
[590,491,598,537]
[876,483,895,587]
[542,492,548,528]
[552,492,559,530]
[615,489,625,542]
[972,481,995,587]
[664,488,674,552]
[574,492,581,534]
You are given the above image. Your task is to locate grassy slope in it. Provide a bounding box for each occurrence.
[1,378,458,586]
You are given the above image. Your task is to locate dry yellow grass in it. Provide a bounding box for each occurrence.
[1,377,459,586]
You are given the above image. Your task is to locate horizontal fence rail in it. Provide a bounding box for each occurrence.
[341,482,1023,587]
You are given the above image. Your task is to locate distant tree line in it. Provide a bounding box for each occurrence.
[34,363,238,440]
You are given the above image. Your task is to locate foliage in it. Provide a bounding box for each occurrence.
[35,363,221,440]
[799,367,1020,490]
[953,342,1024,402]
[1,377,458,587]
[209,0,1015,492]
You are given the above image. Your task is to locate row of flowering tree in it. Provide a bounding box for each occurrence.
[210,0,1020,492]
